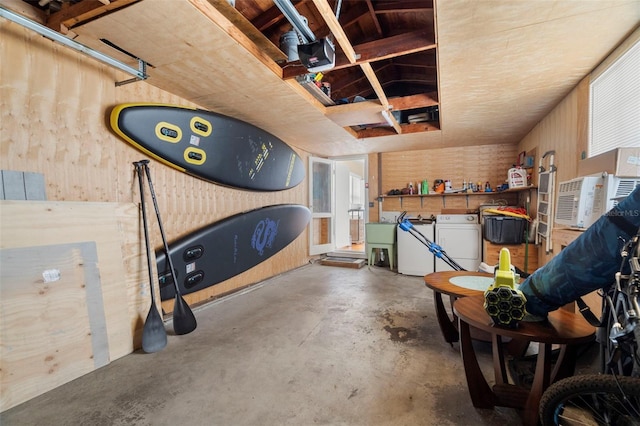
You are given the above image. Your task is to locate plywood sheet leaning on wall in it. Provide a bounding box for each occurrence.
[0,201,148,366]
[0,242,108,411]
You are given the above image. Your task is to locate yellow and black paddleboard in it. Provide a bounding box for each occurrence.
[110,103,305,191]
[157,204,310,301]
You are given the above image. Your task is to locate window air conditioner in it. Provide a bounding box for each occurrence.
[555,174,640,229]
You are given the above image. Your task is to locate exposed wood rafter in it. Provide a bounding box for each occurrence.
[187,0,285,77]
[374,1,433,14]
[310,0,357,63]
[311,0,401,134]
[281,29,436,79]
[365,0,383,36]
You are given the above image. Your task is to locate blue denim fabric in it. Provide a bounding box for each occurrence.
[519,185,640,317]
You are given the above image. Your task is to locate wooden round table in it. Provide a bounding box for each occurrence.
[453,295,595,426]
[424,271,494,344]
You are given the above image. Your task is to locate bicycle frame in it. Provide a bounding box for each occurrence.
[598,228,640,376]
[538,227,640,426]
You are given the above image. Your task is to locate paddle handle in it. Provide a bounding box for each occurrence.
[134,161,157,306]
[141,161,197,335]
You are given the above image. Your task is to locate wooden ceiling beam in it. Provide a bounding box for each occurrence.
[352,121,438,139]
[325,99,385,126]
[311,0,357,63]
[335,3,370,30]
[373,1,433,14]
[331,78,370,99]
[281,29,436,79]
[312,0,400,131]
[360,62,387,105]
[365,0,383,36]
[197,0,286,62]
[360,62,402,133]
[354,29,435,63]
[391,53,437,67]
[251,3,289,32]
[188,0,285,77]
[46,0,139,33]
[321,29,436,71]
[326,92,439,117]
[330,73,368,94]
[388,92,439,110]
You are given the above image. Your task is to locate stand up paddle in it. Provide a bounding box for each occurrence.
[135,162,168,353]
[136,160,197,335]
[111,104,305,191]
[156,204,311,301]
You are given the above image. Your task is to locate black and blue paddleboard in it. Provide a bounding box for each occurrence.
[157,204,311,301]
[110,103,305,191]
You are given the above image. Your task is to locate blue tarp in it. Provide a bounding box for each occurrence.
[519,184,640,317]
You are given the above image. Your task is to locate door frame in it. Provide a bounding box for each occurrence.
[308,156,335,255]
[329,154,368,256]
[307,154,369,256]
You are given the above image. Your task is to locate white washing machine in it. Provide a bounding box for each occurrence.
[435,214,482,272]
[380,211,402,223]
[398,220,436,276]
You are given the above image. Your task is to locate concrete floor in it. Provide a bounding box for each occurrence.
[1,263,594,425]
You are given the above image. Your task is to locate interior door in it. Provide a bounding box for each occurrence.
[309,156,335,255]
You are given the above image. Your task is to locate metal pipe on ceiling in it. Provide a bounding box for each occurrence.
[272,0,316,44]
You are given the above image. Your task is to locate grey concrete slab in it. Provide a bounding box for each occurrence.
[2,263,588,425]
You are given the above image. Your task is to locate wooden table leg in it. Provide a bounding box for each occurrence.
[551,344,577,382]
[524,342,552,426]
[458,318,495,408]
[492,334,508,385]
[506,338,530,357]
[433,291,459,344]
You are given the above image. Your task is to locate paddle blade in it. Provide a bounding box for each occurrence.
[173,295,197,335]
[142,306,168,353]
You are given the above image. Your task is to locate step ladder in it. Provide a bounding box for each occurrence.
[536,151,556,254]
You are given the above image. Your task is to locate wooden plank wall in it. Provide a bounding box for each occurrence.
[0,22,309,316]
[517,77,589,266]
[367,153,380,222]
[376,144,521,217]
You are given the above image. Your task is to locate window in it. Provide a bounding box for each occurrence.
[589,37,640,157]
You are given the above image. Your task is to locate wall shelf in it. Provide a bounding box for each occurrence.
[379,186,536,208]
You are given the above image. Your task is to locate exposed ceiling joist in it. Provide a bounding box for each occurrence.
[310,0,357,63]
[250,3,286,32]
[374,1,433,14]
[188,0,285,77]
[364,0,382,36]
[13,0,639,155]
[282,29,436,79]
[360,62,387,106]
[389,93,439,110]
[353,30,435,63]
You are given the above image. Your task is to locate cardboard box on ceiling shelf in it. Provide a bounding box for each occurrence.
[578,147,640,177]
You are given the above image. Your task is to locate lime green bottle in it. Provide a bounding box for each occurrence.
[422,179,429,194]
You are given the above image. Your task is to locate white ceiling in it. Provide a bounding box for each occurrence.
[70,0,640,157]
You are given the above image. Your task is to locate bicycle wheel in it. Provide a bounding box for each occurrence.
[539,374,640,425]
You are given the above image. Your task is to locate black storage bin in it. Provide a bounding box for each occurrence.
[483,216,526,244]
